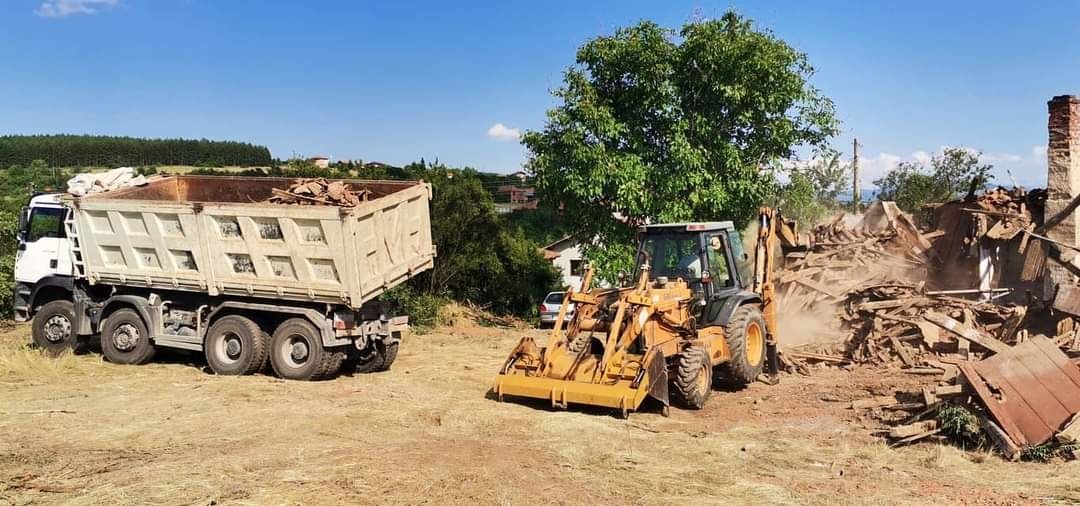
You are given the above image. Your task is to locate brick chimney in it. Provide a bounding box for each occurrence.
[1044,95,1080,298]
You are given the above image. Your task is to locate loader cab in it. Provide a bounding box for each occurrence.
[636,221,750,298]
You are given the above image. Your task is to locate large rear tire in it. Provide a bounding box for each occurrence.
[204,315,269,376]
[672,346,712,409]
[31,300,78,356]
[721,304,767,385]
[100,308,156,365]
[269,318,344,381]
[352,339,399,373]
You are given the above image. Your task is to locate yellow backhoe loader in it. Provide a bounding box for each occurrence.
[493,207,804,416]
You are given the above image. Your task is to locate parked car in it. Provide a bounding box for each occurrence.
[539,291,575,327]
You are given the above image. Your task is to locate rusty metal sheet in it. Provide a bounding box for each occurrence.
[1053,284,1080,317]
[971,336,1080,446]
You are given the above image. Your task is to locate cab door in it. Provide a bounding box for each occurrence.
[14,205,71,284]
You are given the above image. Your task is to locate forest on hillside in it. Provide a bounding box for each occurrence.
[0,135,272,168]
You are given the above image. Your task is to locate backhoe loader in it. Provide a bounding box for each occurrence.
[493,207,803,416]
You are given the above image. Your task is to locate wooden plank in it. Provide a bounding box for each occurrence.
[923,311,1011,354]
[890,420,938,439]
[959,362,1029,446]
[1053,284,1080,318]
[792,276,842,299]
[981,418,1021,461]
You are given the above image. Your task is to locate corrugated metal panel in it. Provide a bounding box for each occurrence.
[970,336,1080,446]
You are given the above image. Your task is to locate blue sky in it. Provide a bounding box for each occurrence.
[2,1,1079,187]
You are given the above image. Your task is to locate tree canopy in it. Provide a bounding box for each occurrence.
[874,147,992,212]
[0,135,271,168]
[524,11,838,279]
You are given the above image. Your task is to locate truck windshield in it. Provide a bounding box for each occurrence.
[638,233,702,282]
[25,207,66,242]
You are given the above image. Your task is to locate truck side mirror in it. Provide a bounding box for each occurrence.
[709,236,722,251]
[17,207,28,241]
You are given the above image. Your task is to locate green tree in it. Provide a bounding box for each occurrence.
[775,151,848,223]
[523,12,838,279]
[875,147,992,212]
[403,163,560,315]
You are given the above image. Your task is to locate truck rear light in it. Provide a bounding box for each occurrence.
[333,310,356,330]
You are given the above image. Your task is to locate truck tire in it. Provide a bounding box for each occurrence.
[100,308,157,365]
[269,318,344,381]
[204,315,269,376]
[720,304,767,385]
[352,340,399,373]
[672,346,712,409]
[31,300,78,356]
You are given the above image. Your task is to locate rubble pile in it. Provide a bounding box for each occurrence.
[268,178,371,207]
[778,195,1080,460]
[778,207,930,313]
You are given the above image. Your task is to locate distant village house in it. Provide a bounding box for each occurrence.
[541,236,585,289]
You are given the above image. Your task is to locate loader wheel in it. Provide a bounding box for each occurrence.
[352,340,399,373]
[31,300,79,356]
[721,304,767,385]
[672,346,712,409]
[100,308,157,365]
[205,315,269,376]
[270,318,344,381]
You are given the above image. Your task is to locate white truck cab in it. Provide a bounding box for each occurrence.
[14,194,75,322]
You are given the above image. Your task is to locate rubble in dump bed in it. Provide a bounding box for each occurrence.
[777,195,1080,461]
[267,178,371,207]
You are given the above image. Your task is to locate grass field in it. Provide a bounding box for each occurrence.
[1,321,1078,505]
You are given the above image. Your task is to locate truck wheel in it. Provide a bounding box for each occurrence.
[672,346,712,409]
[269,318,343,381]
[100,308,157,365]
[721,304,767,385]
[204,315,269,376]
[31,300,78,356]
[352,340,400,373]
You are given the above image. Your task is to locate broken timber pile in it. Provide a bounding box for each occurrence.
[849,335,1080,461]
[778,207,930,313]
[267,178,371,207]
[840,283,1026,366]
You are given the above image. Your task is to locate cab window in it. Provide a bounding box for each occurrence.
[26,207,66,242]
[639,233,702,281]
[728,229,752,284]
[705,233,732,287]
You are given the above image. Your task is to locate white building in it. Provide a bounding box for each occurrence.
[541,236,584,289]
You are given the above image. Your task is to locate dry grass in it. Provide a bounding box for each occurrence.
[0,324,1077,505]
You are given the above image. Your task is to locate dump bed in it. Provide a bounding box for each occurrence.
[67,176,435,309]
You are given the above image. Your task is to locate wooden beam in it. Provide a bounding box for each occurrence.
[923,311,1011,354]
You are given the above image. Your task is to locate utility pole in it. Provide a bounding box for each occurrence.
[852,137,861,213]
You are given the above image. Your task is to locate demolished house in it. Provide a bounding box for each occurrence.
[778,95,1080,460]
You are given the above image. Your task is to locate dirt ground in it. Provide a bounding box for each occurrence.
[1,322,1078,506]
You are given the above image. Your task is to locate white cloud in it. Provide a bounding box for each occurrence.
[486,123,521,141]
[35,0,118,18]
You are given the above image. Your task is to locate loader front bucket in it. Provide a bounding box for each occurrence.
[493,338,669,416]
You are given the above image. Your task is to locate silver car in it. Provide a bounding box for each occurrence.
[539,291,575,327]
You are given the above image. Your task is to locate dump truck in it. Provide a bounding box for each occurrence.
[15,175,436,380]
[493,208,801,416]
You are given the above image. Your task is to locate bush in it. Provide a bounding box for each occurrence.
[381,285,448,332]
